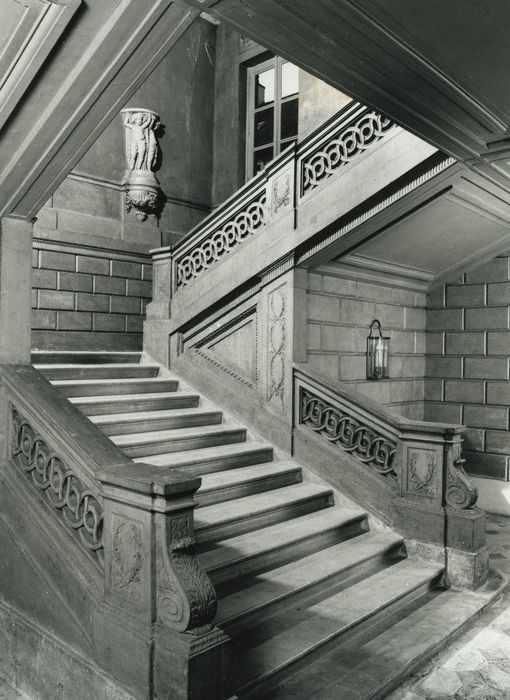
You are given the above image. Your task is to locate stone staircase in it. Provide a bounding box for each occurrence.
[31,351,499,700]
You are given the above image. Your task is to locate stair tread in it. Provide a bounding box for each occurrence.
[111,424,245,447]
[199,461,300,493]
[269,582,494,700]
[70,391,196,405]
[34,363,158,371]
[235,558,444,691]
[51,377,173,387]
[195,483,331,531]
[133,441,272,467]
[198,507,365,574]
[216,531,403,627]
[90,407,220,426]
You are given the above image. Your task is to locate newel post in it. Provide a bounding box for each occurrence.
[143,247,173,366]
[96,464,231,700]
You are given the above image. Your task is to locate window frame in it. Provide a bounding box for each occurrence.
[245,56,299,181]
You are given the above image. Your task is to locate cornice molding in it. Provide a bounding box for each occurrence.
[0,0,81,132]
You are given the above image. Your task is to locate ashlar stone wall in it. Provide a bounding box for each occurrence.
[425,255,510,480]
[306,270,427,419]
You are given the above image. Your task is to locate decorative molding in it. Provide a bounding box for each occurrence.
[193,348,255,390]
[299,387,397,481]
[175,191,267,288]
[11,406,104,564]
[297,155,456,266]
[407,449,437,498]
[0,0,81,133]
[332,254,434,283]
[32,238,151,264]
[301,110,394,195]
[267,290,286,406]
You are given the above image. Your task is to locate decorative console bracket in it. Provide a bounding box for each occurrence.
[121,108,162,221]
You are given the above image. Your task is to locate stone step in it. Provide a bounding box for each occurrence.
[133,442,274,475]
[234,558,444,699]
[70,391,200,415]
[31,350,141,364]
[216,531,404,637]
[51,377,179,397]
[195,483,334,544]
[197,462,302,507]
[264,573,501,700]
[90,407,223,435]
[198,507,368,586]
[112,425,247,458]
[35,363,160,381]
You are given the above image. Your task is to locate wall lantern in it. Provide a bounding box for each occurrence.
[366,319,389,380]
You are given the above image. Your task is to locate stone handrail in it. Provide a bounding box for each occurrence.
[168,100,395,290]
[294,363,478,511]
[0,364,219,635]
[293,363,487,589]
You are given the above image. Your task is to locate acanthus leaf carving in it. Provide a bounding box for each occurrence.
[267,290,286,406]
[156,513,217,633]
[407,449,437,498]
[446,441,478,510]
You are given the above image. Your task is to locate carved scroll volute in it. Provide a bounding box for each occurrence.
[156,510,217,633]
[121,108,162,222]
[445,435,478,510]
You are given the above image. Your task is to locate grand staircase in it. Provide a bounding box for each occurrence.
[31,350,499,700]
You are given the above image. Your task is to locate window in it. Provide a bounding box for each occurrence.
[246,57,299,179]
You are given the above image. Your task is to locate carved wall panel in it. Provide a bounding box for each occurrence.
[407,449,437,498]
[267,289,287,407]
[110,515,144,604]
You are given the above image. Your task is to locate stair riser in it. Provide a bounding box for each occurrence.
[197,470,302,507]
[76,396,200,415]
[237,574,442,700]
[98,412,223,436]
[31,352,141,364]
[173,449,274,477]
[38,366,159,381]
[221,548,404,638]
[57,380,178,397]
[206,517,368,587]
[121,430,247,458]
[196,493,333,545]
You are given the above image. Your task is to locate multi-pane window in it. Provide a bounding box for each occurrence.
[246,57,299,179]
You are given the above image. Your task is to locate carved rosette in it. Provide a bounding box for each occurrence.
[121,108,162,222]
[446,440,478,510]
[156,512,217,633]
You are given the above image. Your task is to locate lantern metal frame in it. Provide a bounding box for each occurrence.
[366,319,390,380]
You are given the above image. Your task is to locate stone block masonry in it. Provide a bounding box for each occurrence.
[424,255,510,481]
[307,271,426,420]
[32,240,152,351]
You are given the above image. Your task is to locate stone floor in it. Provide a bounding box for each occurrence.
[388,514,510,700]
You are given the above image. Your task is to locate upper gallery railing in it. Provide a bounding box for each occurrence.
[171,101,395,290]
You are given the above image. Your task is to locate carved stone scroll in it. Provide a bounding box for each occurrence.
[302,110,394,194]
[446,440,478,510]
[300,388,397,480]
[121,108,162,221]
[11,406,104,563]
[156,511,217,632]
